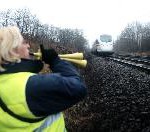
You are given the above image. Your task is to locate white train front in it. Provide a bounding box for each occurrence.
[91,34,114,56]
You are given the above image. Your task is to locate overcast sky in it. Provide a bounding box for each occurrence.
[0,0,150,45]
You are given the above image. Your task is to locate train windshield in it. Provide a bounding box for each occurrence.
[100,35,112,42]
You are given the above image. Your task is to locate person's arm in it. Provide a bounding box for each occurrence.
[26,53,87,117]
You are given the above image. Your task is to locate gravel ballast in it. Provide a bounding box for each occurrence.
[65,53,150,132]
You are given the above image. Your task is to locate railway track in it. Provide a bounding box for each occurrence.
[108,55,150,73]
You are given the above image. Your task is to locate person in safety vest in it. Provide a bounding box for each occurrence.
[0,26,87,132]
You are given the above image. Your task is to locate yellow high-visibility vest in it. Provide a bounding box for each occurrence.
[0,72,66,132]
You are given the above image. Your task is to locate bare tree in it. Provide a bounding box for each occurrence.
[0,8,89,52]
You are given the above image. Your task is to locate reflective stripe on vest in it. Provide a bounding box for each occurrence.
[34,113,66,132]
[0,72,66,131]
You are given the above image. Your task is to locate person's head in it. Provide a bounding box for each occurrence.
[0,26,30,71]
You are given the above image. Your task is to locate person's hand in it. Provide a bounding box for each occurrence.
[40,45,59,65]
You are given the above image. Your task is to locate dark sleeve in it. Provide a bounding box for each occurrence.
[26,58,87,117]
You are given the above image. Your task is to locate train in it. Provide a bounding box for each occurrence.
[91,34,114,56]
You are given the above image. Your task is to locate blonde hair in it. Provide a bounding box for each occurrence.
[0,26,23,71]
